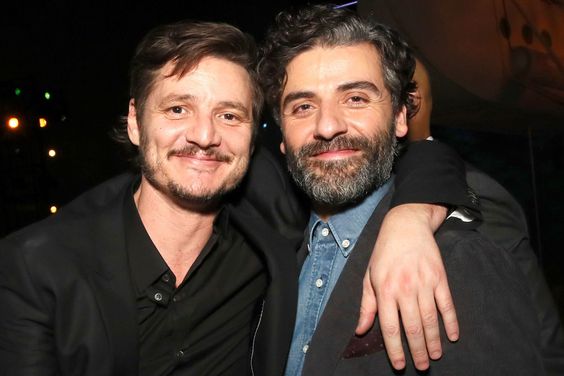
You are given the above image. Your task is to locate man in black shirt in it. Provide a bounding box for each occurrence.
[0,19,475,376]
[124,180,267,375]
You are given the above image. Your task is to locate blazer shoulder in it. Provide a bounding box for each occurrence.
[0,173,134,266]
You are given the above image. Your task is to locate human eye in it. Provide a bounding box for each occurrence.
[218,111,247,125]
[164,105,188,118]
[290,103,315,117]
[345,94,370,106]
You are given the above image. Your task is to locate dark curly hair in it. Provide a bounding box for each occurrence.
[258,4,417,122]
[114,20,263,164]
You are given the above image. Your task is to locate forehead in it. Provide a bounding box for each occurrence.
[149,56,253,103]
[283,43,384,94]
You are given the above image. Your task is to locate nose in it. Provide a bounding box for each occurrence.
[184,113,221,148]
[314,105,347,140]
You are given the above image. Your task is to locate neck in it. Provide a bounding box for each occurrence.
[134,177,219,285]
[312,200,358,222]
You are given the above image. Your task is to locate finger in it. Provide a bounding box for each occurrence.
[356,272,378,335]
[398,296,430,371]
[435,278,459,342]
[418,287,442,360]
[378,296,406,370]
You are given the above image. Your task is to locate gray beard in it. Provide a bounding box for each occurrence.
[285,122,397,208]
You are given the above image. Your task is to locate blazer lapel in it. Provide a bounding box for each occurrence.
[87,183,139,375]
[302,192,392,376]
[229,199,300,376]
[296,228,309,268]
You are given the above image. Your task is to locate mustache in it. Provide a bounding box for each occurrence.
[294,136,371,158]
[167,145,232,163]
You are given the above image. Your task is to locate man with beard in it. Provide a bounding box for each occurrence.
[0,17,479,376]
[259,5,546,375]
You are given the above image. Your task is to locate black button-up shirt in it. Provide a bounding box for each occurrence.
[124,183,267,375]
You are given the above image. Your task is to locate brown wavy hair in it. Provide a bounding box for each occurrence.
[113,20,263,165]
[258,4,417,123]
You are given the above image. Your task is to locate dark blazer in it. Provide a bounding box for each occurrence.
[300,189,549,375]
[466,164,564,375]
[0,173,140,375]
[0,174,301,376]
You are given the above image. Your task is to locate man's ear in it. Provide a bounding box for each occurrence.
[127,99,140,146]
[279,141,286,155]
[394,105,408,138]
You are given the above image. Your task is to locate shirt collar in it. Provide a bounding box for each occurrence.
[123,176,229,295]
[307,177,393,257]
[123,177,167,296]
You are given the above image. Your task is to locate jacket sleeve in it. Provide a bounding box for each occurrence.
[231,145,308,244]
[392,140,480,219]
[466,165,564,375]
[431,229,547,375]
[0,238,59,375]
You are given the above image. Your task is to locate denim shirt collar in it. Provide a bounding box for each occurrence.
[307,177,393,257]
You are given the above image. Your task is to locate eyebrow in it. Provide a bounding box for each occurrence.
[281,91,316,110]
[158,93,196,105]
[217,101,251,116]
[337,80,382,96]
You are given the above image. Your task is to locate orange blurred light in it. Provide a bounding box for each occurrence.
[39,118,48,128]
[8,117,19,129]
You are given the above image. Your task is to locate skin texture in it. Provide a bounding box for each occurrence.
[280,44,455,371]
[127,56,255,283]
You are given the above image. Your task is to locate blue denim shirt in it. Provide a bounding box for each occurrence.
[284,178,393,376]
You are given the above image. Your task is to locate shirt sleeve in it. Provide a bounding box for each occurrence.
[391,139,481,220]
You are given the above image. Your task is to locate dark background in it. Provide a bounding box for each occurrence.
[1,0,563,317]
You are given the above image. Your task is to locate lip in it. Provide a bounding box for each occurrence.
[171,153,226,169]
[312,149,359,160]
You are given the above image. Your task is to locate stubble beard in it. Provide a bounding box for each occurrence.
[285,121,397,209]
[139,139,248,210]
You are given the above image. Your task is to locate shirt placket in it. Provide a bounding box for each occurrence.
[303,226,339,357]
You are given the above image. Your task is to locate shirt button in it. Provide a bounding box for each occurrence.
[162,274,170,283]
[342,239,351,248]
[315,278,324,288]
[302,344,309,353]
[154,292,163,302]
[321,228,330,237]
[176,350,185,358]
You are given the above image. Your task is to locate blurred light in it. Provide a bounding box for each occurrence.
[8,117,19,129]
[44,91,51,100]
[50,206,58,214]
[14,88,21,96]
[39,118,48,128]
[48,149,57,158]
[262,123,268,129]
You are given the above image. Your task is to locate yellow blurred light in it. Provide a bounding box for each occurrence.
[8,117,19,129]
[39,118,48,128]
[50,206,58,214]
[48,149,57,157]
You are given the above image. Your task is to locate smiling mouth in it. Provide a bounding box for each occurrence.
[312,148,359,160]
[168,146,232,164]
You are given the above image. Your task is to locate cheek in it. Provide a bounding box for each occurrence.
[344,109,389,136]
[281,120,314,147]
[224,128,254,156]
